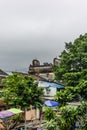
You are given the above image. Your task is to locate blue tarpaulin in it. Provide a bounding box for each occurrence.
[44,100,60,107]
[39,81,64,89]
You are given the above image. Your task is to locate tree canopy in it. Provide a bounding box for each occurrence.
[45,34,87,130]
[2,74,44,109]
[55,33,87,102]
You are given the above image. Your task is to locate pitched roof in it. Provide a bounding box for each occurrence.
[0,69,8,76]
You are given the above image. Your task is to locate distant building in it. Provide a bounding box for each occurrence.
[32,59,40,66]
[28,58,60,74]
[28,58,60,82]
[0,69,8,83]
[38,81,64,100]
[53,57,60,66]
[28,59,53,74]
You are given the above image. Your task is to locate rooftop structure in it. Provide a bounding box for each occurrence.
[28,58,60,74]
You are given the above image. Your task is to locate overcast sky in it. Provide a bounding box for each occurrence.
[0,0,87,72]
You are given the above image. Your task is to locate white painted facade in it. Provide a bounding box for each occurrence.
[38,81,57,97]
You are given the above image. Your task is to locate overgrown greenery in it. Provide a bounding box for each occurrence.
[45,119,58,130]
[57,106,77,130]
[55,33,87,102]
[46,34,87,130]
[2,74,44,109]
[1,74,44,129]
[45,102,87,130]
[43,107,56,121]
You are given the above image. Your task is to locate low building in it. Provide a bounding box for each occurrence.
[38,81,64,100]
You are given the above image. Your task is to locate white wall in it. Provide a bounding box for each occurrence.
[44,87,57,96]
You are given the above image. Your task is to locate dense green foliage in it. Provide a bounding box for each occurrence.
[55,34,87,101]
[56,102,87,130]
[46,34,87,130]
[57,106,77,130]
[51,34,87,129]
[45,119,58,130]
[54,86,75,105]
[2,74,44,109]
[43,107,56,121]
[45,102,87,130]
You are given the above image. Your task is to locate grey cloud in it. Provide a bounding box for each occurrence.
[0,0,87,71]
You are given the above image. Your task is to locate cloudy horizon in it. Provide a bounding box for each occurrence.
[0,0,87,72]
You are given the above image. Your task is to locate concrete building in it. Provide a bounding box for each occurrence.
[38,81,64,100]
[29,59,53,74]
